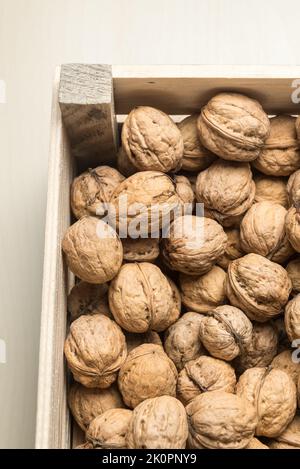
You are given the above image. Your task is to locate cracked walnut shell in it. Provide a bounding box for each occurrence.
[217,228,244,269]
[286,258,300,293]
[286,207,300,252]
[254,175,288,208]
[67,281,111,321]
[285,294,300,343]
[86,409,132,449]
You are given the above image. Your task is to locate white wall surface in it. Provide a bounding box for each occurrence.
[0,0,300,448]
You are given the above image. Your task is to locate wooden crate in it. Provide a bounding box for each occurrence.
[35,64,300,449]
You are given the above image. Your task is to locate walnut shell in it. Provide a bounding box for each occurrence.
[271,350,300,384]
[70,166,125,219]
[197,93,270,162]
[186,391,257,449]
[233,322,278,374]
[177,356,236,405]
[195,160,255,226]
[122,106,183,172]
[126,396,188,449]
[162,215,227,275]
[217,228,244,269]
[68,383,124,432]
[109,263,178,333]
[245,438,269,449]
[125,331,162,353]
[64,314,127,388]
[254,175,288,208]
[67,281,111,321]
[62,217,123,284]
[286,258,300,293]
[164,312,205,371]
[117,146,136,177]
[86,408,133,449]
[199,305,253,361]
[240,202,294,263]
[253,116,300,176]
[226,253,292,322]
[285,294,300,343]
[174,175,195,213]
[269,416,300,449]
[286,207,300,252]
[179,266,227,313]
[287,169,300,208]
[236,367,297,437]
[177,115,216,171]
[122,238,159,262]
[118,344,178,408]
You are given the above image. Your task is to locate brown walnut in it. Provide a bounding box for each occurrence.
[174,175,195,214]
[286,257,300,293]
[254,175,288,208]
[286,207,300,252]
[287,169,300,208]
[86,408,133,449]
[271,350,300,384]
[67,281,111,321]
[285,294,300,343]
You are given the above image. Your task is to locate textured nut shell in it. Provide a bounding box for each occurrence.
[197,93,270,162]
[64,314,127,388]
[271,350,300,384]
[217,228,244,269]
[226,253,292,322]
[174,175,195,212]
[177,356,236,405]
[67,281,111,321]
[186,391,257,449]
[285,294,300,342]
[126,396,188,449]
[122,238,160,262]
[68,383,124,431]
[245,438,269,449]
[122,106,183,172]
[87,409,132,449]
[253,116,300,176]
[62,217,123,284]
[109,263,177,333]
[177,115,216,171]
[286,258,300,293]
[287,169,300,207]
[164,312,205,371]
[162,215,227,275]
[125,331,162,353]
[117,146,136,177]
[199,305,253,361]
[179,266,226,313]
[71,166,125,219]
[240,202,294,263]
[236,367,297,437]
[254,175,288,208]
[286,207,300,252]
[118,344,178,408]
[273,415,300,447]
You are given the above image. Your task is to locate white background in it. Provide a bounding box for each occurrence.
[1,0,300,448]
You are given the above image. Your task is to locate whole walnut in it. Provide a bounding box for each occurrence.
[254,175,288,208]
[164,312,205,371]
[245,438,269,449]
[217,228,244,269]
[62,217,123,284]
[86,409,132,449]
[287,169,300,208]
[199,305,252,361]
[226,253,292,322]
[108,263,179,333]
[269,416,300,449]
[67,281,111,321]
[286,258,300,293]
[118,344,177,408]
[162,215,227,275]
[197,92,270,162]
[177,115,216,171]
[117,146,136,177]
[122,238,159,263]
[271,350,300,384]
[286,207,300,252]
[233,322,278,374]
[177,356,236,405]
[64,314,127,388]
[253,116,300,176]
[179,266,226,313]
[125,331,162,353]
[240,202,294,263]
[174,175,195,214]
[186,391,257,449]
[285,294,300,343]
[236,367,297,437]
[126,396,188,449]
[68,383,124,432]
[70,166,125,219]
[122,106,183,172]
[195,160,255,226]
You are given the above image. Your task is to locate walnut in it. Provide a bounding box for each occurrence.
[68,383,124,432]
[122,238,159,262]
[162,215,227,275]
[285,294,300,343]
[179,266,226,313]
[245,438,269,449]
[108,263,179,333]
[126,396,188,449]
[254,175,288,208]
[70,166,125,219]
[186,391,257,449]
[236,367,297,437]
[121,106,183,172]
[125,331,162,353]
[217,228,244,269]
[286,258,300,293]
[117,146,136,177]
[62,217,123,284]
[226,253,292,322]
[287,169,300,207]
[253,116,300,176]
[197,93,270,162]
[199,305,252,361]
[86,409,133,449]
[195,160,255,226]
[64,314,127,388]
[271,350,300,384]
[174,175,195,213]
[67,281,111,321]
[286,207,300,252]
[118,344,177,408]
[177,115,216,171]
[269,416,300,449]
[177,356,236,405]
[240,202,294,263]
[164,312,205,371]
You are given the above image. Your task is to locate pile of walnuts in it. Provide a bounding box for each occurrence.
[62,96,300,449]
